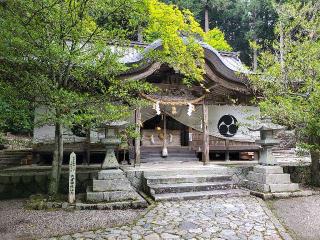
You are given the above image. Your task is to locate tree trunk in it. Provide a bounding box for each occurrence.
[279,21,285,77]
[48,122,63,195]
[253,47,258,71]
[134,108,141,167]
[137,26,143,42]
[311,149,320,186]
[204,5,209,33]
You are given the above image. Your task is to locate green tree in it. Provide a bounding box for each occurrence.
[0,81,33,134]
[250,1,320,185]
[149,0,232,55]
[162,0,277,65]
[0,0,211,195]
[0,0,150,195]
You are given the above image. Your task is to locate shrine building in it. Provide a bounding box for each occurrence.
[33,39,260,165]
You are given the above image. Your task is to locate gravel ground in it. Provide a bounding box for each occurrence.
[0,199,145,240]
[270,195,320,240]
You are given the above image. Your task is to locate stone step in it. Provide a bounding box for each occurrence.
[87,188,140,202]
[149,181,236,194]
[153,189,250,201]
[141,153,196,158]
[141,157,199,163]
[145,174,232,185]
[143,167,229,177]
[269,183,299,192]
[92,178,132,192]
[141,147,193,152]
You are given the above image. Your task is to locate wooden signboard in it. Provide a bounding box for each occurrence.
[68,152,76,204]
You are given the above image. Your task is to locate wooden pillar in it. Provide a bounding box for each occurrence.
[188,127,192,151]
[202,103,209,165]
[134,108,141,167]
[84,128,91,165]
[162,113,168,157]
[225,139,230,161]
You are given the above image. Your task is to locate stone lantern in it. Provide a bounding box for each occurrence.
[85,120,147,208]
[245,117,299,195]
[249,117,284,166]
[100,121,126,169]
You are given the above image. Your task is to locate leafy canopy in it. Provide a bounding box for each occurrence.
[250,0,320,150]
[143,0,232,83]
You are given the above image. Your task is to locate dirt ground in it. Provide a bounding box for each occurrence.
[0,199,144,240]
[269,195,320,240]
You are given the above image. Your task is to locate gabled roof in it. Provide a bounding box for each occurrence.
[116,39,251,93]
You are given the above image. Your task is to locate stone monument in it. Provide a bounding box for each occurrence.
[83,122,147,210]
[245,117,299,195]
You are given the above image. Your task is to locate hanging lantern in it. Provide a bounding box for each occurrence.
[155,101,161,115]
[172,106,177,115]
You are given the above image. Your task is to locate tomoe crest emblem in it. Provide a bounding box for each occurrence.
[217,115,238,137]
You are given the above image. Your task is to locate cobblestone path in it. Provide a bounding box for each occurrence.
[51,196,290,240]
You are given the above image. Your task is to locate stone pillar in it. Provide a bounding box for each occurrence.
[202,103,209,165]
[134,107,141,167]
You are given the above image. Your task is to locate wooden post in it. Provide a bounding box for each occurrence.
[202,103,209,165]
[134,108,141,167]
[188,127,192,151]
[225,139,230,161]
[162,113,168,157]
[84,128,91,165]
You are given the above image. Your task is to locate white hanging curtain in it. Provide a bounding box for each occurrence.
[129,105,260,142]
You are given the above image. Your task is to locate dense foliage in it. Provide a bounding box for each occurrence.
[0,82,33,133]
[0,0,226,194]
[250,1,320,185]
[162,0,277,65]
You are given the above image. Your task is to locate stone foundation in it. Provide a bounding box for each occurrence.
[245,165,299,193]
[0,164,312,199]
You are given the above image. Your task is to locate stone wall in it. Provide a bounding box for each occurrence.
[124,169,145,191]
[0,170,97,200]
[0,164,312,200]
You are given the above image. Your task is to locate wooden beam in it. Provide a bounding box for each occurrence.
[134,107,141,167]
[202,103,210,165]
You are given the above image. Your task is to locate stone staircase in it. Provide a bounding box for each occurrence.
[143,166,249,201]
[141,146,198,163]
[0,149,32,168]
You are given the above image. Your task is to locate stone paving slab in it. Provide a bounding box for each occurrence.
[50,196,291,240]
